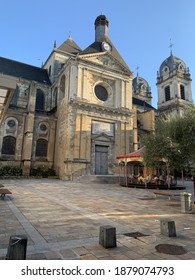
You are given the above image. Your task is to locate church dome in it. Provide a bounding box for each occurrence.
[159,54,187,77]
[132,76,150,93]
[132,75,152,105]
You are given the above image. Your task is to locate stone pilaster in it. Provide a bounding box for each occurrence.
[21,82,36,175]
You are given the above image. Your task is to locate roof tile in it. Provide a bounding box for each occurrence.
[0,57,51,85]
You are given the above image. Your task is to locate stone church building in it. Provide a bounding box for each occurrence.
[0,15,193,179]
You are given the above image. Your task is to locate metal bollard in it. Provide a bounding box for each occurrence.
[180,192,193,214]
[6,235,28,260]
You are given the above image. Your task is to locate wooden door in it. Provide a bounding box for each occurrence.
[95,145,108,175]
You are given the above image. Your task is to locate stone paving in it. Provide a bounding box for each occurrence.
[0,178,195,260]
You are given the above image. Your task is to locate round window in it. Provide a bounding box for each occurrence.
[7,119,16,128]
[94,85,108,101]
[40,123,47,131]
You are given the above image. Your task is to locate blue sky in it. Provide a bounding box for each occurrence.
[1,0,195,107]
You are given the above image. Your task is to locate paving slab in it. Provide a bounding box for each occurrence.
[0,178,194,260]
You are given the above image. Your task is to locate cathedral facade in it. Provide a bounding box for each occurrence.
[0,15,193,179]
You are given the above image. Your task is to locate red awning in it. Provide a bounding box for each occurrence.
[116,146,145,159]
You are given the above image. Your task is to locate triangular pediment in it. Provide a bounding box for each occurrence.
[79,38,132,75]
[92,132,114,142]
[78,52,130,74]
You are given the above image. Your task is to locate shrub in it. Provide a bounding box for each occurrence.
[30,167,43,176]
[45,168,56,177]
[30,167,56,177]
[0,166,22,176]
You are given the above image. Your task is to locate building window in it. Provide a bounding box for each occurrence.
[103,60,109,65]
[35,139,48,157]
[7,119,16,128]
[60,75,66,97]
[39,123,47,132]
[53,87,58,107]
[137,135,142,149]
[165,86,170,101]
[94,85,108,101]
[10,86,19,105]
[35,89,45,111]
[1,136,16,155]
[48,65,51,76]
[180,85,185,100]
[137,120,141,128]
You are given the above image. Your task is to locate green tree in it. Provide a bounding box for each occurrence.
[143,105,195,186]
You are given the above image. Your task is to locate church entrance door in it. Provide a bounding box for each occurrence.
[95,145,108,175]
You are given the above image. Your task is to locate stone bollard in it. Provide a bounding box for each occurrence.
[99,225,117,248]
[160,219,176,237]
[6,235,28,260]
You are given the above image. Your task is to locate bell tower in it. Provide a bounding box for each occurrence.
[156,51,193,116]
[94,15,109,41]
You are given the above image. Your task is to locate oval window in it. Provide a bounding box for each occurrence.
[7,119,16,128]
[40,123,47,131]
[94,85,108,101]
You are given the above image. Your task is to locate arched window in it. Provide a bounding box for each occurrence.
[60,75,66,97]
[1,136,16,155]
[48,65,51,76]
[137,135,142,149]
[137,120,141,128]
[53,87,58,107]
[165,86,170,101]
[35,139,48,157]
[35,89,45,111]
[180,85,185,100]
[10,86,19,105]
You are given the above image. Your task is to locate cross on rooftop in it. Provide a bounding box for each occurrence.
[169,38,174,55]
[136,65,139,76]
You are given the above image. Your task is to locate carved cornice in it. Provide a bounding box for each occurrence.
[64,159,90,164]
[69,99,132,117]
